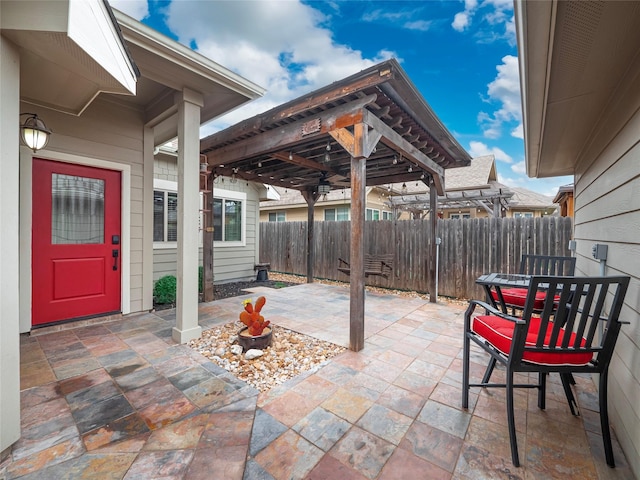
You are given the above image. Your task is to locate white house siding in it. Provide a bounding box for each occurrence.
[18,96,145,331]
[572,67,640,475]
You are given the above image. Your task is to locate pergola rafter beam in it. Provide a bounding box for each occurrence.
[205,95,377,166]
[363,109,445,194]
[270,151,342,177]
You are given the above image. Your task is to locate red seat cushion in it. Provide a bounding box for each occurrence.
[490,288,555,311]
[472,315,593,366]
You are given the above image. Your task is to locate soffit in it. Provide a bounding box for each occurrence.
[2,0,137,115]
[520,1,640,177]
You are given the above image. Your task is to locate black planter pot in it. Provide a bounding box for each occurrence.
[238,326,272,352]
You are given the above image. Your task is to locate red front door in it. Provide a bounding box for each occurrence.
[32,159,122,326]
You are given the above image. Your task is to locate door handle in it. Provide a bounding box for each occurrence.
[112,249,119,271]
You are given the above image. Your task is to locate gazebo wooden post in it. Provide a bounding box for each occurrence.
[202,174,214,301]
[350,154,366,351]
[429,175,438,303]
[301,190,320,284]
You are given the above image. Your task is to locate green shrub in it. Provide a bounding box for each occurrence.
[154,275,176,304]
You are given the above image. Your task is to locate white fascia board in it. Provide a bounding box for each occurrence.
[67,0,137,95]
[112,9,265,100]
[514,0,555,178]
[264,184,280,201]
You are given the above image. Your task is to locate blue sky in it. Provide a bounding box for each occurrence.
[111,0,572,197]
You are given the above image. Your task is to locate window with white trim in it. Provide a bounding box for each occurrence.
[366,208,380,221]
[153,179,205,248]
[382,211,393,220]
[269,211,286,222]
[212,189,246,246]
[324,206,350,221]
[450,213,471,219]
[154,189,178,243]
[513,212,534,218]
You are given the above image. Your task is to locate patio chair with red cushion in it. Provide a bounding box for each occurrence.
[489,254,576,314]
[462,275,630,468]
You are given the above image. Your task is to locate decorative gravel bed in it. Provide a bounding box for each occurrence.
[188,272,466,392]
[189,321,346,392]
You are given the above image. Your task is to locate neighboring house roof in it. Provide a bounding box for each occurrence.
[552,184,574,204]
[389,154,497,195]
[505,186,556,211]
[384,155,555,213]
[260,185,382,209]
[443,154,497,190]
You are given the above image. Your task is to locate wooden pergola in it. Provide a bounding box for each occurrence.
[388,187,515,218]
[199,59,471,351]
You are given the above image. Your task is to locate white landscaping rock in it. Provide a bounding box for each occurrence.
[230,345,243,355]
[245,349,264,360]
[228,335,238,344]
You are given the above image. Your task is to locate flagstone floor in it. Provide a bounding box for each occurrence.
[2,283,635,479]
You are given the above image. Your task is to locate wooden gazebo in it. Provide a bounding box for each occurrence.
[200,59,471,351]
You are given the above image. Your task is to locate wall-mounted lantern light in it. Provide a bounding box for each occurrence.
[20,113,51,152]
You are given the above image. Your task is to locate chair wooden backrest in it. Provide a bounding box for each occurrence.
[513,275,629,372]
[519,254,576,276]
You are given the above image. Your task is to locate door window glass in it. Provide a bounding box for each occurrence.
[51,174,104,244]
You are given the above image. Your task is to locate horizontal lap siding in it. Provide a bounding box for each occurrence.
[152,164,261,284]
[39,98,145,313]
[573,103,640,477]
[260,217,572,299]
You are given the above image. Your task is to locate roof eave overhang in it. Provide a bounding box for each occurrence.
[113,9,264,125]
[2,0,138,115]
[517,0,640,178]
[515,0,554,179]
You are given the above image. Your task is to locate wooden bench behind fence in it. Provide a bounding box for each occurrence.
[337,254,394,278]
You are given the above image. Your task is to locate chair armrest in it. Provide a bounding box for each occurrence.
[466,299,525,325]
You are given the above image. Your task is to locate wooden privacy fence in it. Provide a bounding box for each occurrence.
[260,216,573,299]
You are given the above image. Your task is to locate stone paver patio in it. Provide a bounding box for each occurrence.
[2,283,634,479]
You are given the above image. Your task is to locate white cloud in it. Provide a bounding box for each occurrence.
[511,161,526,174]
[162,0,396,133]
[479,55,522,139]
[404,20,432,32]
[511,123,523,139]
[109,0,149,20]
[468,140,513,163]
[451,0,514,44]
[452,12,472,32]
